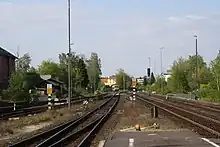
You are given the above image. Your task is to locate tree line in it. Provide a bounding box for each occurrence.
[1,52,102,102]
[150,51,220,102]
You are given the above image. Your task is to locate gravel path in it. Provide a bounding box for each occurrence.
[91,94,183,147]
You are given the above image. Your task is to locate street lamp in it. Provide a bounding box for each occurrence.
[193,35,198,89]
[148,57,151,68]
[69,43,74,99]
[67,0,71,109]
[160,47,164,93]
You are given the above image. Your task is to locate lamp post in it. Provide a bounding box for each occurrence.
[148,57,151,68]
[67,0,71,109]
[160,47,164,93]
[70,43,74,99]
[193,35,198,90]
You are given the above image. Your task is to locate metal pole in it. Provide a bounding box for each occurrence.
[148,57,151,78]
[68,0,71,109]
[70,43,74,99]
[148,57,151,68]
[195,36,198,89]
[153,60,156,74]
[123,74,125,90]
[160,47,164,93]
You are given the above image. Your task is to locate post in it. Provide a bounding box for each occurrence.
[67,0,71,109]
[48,94,52,110]
[132,87,136,101]
[195,35,198,89]
[151,106,158,118]
[123,74,126,91]
[47,84,53,109]
[129,138,134,147]
[160,47,164,94]
[13,103,16,111]
[148,57,151,69]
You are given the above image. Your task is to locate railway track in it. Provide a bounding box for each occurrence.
[1,94,109,120]
[0,99,83,120]
[152,93,220,110]
[137,94,220,138]
[9,93,119,147]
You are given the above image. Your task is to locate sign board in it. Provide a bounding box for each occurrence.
[132,81,137,87]
[47,84,52,94]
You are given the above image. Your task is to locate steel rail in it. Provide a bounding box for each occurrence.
[77,95,119,147]
[36,95,118,147]
[9,93,117,147]
[137,95,220,137]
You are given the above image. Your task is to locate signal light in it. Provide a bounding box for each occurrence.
[147,68,150,77]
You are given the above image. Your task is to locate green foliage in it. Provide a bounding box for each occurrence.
[150,72,156,84]
[149,53,220,102]
[16,53,31,72]
[102,85,112,92]
[115,69,132,89]
[59,52,89,91]
[86,53,102,92]
[2,72,31,101]
[38,60,61,78]
[143,76,148,86]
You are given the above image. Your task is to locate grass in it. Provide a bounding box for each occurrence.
[0,109,64,136]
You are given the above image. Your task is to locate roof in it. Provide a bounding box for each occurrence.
[0,47,17,58]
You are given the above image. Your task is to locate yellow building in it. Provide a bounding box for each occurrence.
[100,76,116,86]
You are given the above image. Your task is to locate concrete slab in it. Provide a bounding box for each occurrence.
[104,130,220,147]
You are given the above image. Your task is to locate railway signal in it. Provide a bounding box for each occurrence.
[147,68,151,77]
[47,84,53,110]
[132,87,137,101]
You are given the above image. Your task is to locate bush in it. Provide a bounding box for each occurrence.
[2,89,31,102]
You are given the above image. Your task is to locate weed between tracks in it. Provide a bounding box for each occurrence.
[92,95,183,147]
[0,100,103,146]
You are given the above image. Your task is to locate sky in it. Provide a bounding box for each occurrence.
[0,0,220,77]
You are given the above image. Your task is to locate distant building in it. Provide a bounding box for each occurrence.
[0,47,17,89]
[136,77,144,85]
[100,76,116,86]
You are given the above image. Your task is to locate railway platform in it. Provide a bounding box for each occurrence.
[102,130,220,147]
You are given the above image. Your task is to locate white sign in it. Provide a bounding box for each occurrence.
[47,84,52,89]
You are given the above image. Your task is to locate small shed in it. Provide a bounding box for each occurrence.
[35,75,67,98]
[0,47,17,89]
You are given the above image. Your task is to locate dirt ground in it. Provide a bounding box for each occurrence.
[92,94,183,147]
[0,100,104,147]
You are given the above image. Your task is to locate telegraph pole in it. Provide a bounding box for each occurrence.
[160,47,164,94]
[68,0,71,109]
[148,57,151,68]
[123,74,126,91]
[148,57,151,78]
[194,35,198,89]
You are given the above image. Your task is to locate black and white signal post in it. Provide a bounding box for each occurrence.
[132,86,137,101]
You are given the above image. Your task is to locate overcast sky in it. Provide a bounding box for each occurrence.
[0,0,220,77]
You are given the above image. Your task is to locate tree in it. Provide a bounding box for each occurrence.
[115,69,132,89]
[143,76,148,86]
[86,53,102,92]
[2,72,31,101]
[167,57,190,93]
[150,72,156,84]
[16,53,31,72]
[38,60,60,78]
[59,52,89,91]
[210,52,220,92]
